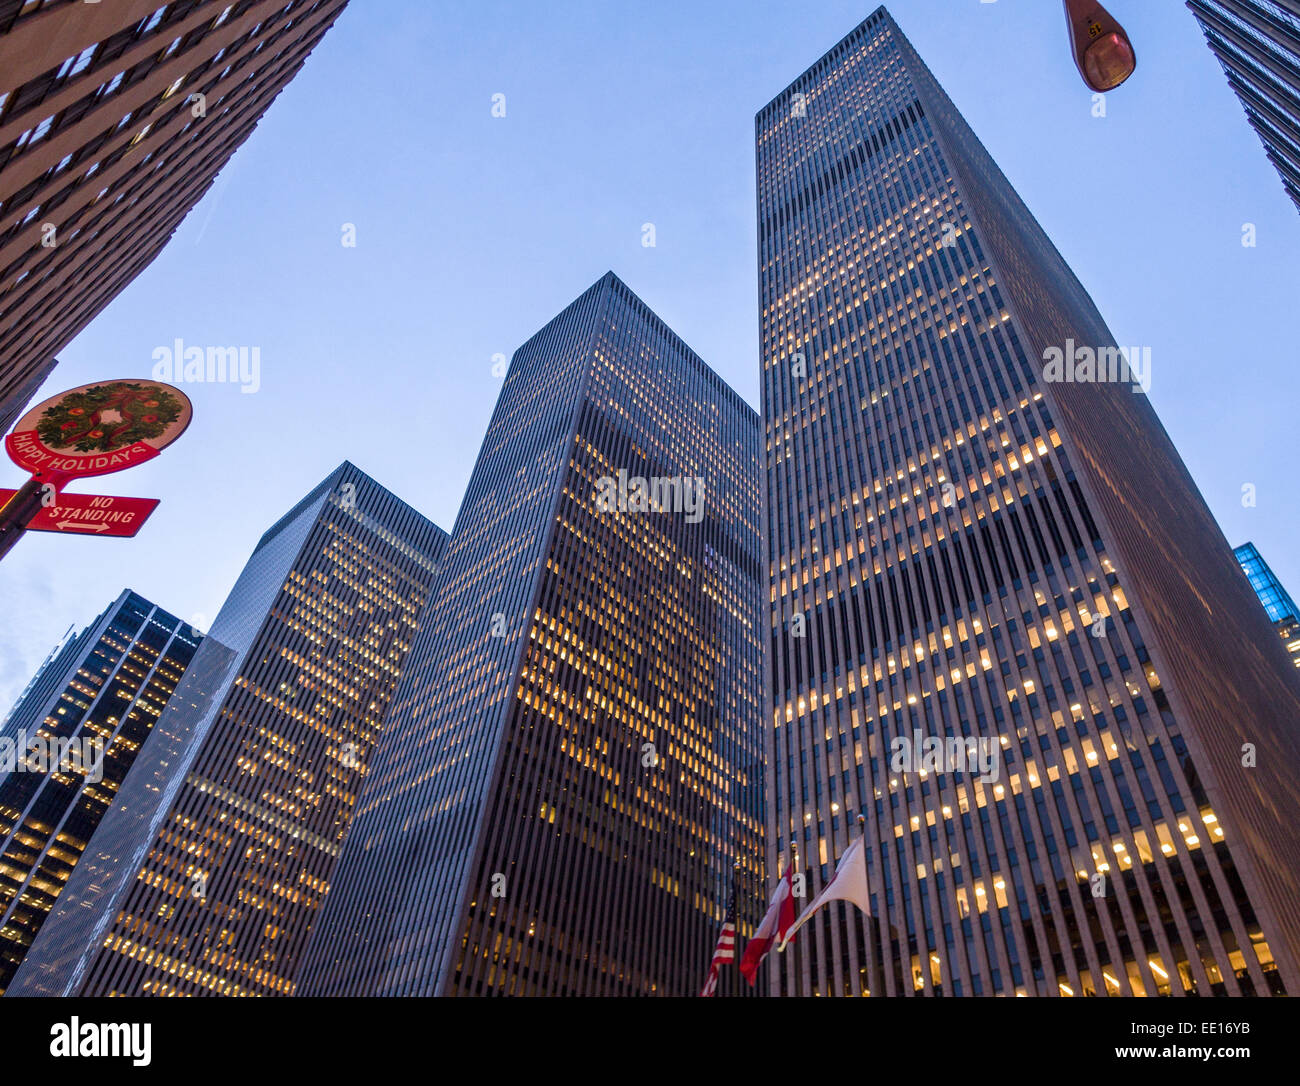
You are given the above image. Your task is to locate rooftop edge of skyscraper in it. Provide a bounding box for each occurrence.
[514,271,760,421]
[255,459,447,564]
[755,4,892,121]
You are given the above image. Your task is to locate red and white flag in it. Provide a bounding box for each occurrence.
[739,861,799,984]
[699,892,738,997]
[778,837,870,950]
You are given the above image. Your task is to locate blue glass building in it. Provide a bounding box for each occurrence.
[1236,542,1300,623]
[1236,542,1300,669]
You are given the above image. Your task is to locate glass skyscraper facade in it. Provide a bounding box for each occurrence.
[8,463,446,996]
[1236,542,1300,668]
[299,272,765,997]
[1236,541,1300,624]
[758,7,1300,998]
[1189,0,1300,214]
[1,618,96,745]
[0,590,199,995]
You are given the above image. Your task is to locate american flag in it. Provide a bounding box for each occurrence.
[699,888,738,997]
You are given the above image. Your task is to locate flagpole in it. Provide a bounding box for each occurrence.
[785,839,797,991]
[858,811,870,997]
[785,838,800,976]
[732,857,741,998]
[789,837,799,931]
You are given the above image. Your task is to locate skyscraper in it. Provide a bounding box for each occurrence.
[1236,542,1300,668]
[1,619,89,744]
[0,590,200,995]
[0,0,350,431]
[758,7,1300,997]
[8,463,446,996]
[298,272,764,998]
[1189,0,1300,214]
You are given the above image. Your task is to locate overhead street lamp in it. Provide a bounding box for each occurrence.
[1063,0,1138,92]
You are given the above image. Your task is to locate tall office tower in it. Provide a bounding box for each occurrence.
[1189,0,1300,214]
[0,590,200,995]
[298,272,764,998]
[1236,542,1300,668]
[0,0,350,431]
[1,621,88,744]
[757,7,1300,998]
[7,464,446,996]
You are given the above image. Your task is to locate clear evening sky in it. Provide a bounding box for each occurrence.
[1,0,1296,713]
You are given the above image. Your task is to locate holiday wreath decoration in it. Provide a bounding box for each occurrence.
[35,382,185,454]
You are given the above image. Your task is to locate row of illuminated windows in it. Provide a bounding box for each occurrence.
[772,428,1059,599]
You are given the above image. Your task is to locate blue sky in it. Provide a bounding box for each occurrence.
[2,0,1297,712]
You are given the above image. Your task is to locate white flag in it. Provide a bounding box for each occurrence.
[778,837,870,950]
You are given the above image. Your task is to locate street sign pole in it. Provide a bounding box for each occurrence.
[0,472,55,562]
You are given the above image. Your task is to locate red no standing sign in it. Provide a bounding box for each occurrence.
[0,489,160,538]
